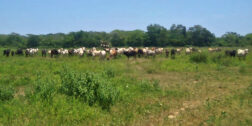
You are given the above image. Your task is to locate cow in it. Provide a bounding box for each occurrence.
[3,49,11,57]
[237,49,249,60]
[68,49,75,56]
[15,49,24,55]
[165,49,169,58]
[146,49,156,58]
[176,48,183,54]
[138,49,144,58]
[25,48,39,57]
[185,48,192,54]
[85,50,92,57]
[109,48,117,59]
[91,48,106,60]
[50,49,59,58]
[123,49,137,60]
[225,50,236,57]
[74,47,85,56]
[25,49,29,57]
[11,51,15,56]
[42,49,47,57]
[171,49,176,59]
[208,48,222,52]
[155,48,164,55]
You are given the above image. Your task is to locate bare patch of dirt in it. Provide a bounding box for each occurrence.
[14,86,25,97]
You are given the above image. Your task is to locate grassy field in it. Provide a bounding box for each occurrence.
[0,48,251,126]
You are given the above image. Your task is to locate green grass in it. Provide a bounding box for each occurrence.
[0,47,251,126]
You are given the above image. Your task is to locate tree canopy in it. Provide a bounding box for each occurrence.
[0,24,250,48]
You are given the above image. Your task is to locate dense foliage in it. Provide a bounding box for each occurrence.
[60,67,119,110]
[0,85,14,101]
[0,24,251,48]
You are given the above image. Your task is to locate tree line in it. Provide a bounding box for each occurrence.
[0,24,251,48]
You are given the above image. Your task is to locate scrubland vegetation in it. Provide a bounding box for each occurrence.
[0,47,251,126]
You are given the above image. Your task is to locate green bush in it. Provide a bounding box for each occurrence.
[60,67,119,110]
[211,54,224,63]
[103,67,116,78]
[33,77,57,102]
[211,54,232,66]
[190,53,208,63]
[0,85,14,101]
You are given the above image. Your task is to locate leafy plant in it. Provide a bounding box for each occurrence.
[190,53,208,63]
[34,78,57,102]
[139,80,160,92]
[103,67,116,78]
[60,67,119,110]
[0,85,14,101]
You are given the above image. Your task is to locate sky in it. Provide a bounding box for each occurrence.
[0,0,251,37]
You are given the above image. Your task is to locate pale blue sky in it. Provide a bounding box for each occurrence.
[0,0,251,36]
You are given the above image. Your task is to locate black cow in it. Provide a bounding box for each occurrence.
[138,49,144,58]
[51,49,59,58]
[165,49,169,58]
[171,49,176,59]
[123,50,137,60]
[11,51,15,56]
[42,49,47,57]
[15,49,24,56]
[225,50,236,57]
[3,49,11,57]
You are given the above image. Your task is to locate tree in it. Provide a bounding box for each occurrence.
[220,32,242,46]
[127,30,145,47]
[169,24,187,46]
[6,33,26,47]
[187,25,215,46]
[244,33,252,46]
[145,24,168,46]
[0,34,8,46]
[110,30,126,47]
[27,34,40,48]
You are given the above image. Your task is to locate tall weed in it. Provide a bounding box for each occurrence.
[60,67,119,110]
[0,85,14,101]
[190,53,208,63]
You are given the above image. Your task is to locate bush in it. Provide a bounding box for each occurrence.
[211,54,233,66]
[190,53,208,63]
[211,54,224,63]
[0,86,14,101]
[33,77,57,102]
[60,67,119,110]
[103,67,116,78]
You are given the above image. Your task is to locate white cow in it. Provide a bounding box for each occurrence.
[185,48,191,54]
[237,49,249,59]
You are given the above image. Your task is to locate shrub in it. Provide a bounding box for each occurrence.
[211,54,224,63]
[211,54,232,66]
[0,85,14,101]
[103,67,116,78]
[60,67,119,110]
[33,77,57,102]
[190,53,208,63]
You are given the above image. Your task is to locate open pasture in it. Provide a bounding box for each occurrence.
[0,47,251,126]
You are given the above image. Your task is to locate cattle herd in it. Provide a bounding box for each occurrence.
[2,47,249,60]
